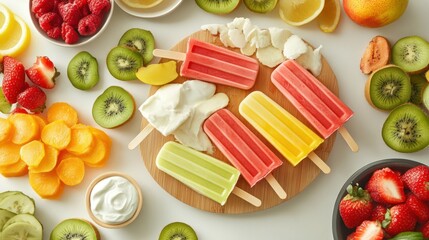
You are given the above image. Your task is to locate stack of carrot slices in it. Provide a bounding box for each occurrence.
[0,102,112,199]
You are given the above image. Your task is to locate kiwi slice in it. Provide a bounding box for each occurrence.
[365,65,411,111]
[50,218,99,240]
[2,222,42,240]
[0,87,11,114]
[195,0,240,14]
[392,36,429,74]
[67,51,99,90]
[159,222,198,240]
[118,28,155,66]
[106,46,143,81]
[243,0,278,13]
[410,74,428,105]
[92,86,135,129]
[422,85,429,111]
[382,103,429,153]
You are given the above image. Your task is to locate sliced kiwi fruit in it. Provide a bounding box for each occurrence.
[0,87,11,114]
[0,191,35,215]
[243,0,278,13]
[67,51,99,90]
[50,218,99,240]
[365,65,411,111]
[2,222,42,240]
[382,103,429,153]
[422,85,429,111]
[92,86,135,129]
[159,222,198,240]
[118,28,155,66]
[392,36,429,74]
[195,0,240,14]
[107,46,144,81]
[410,74,428,105]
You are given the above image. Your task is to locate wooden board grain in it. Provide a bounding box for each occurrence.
[140,30,338,214]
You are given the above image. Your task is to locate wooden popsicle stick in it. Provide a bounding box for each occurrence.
[307,152,331,174]
[338,126,359,152]
[265,173,287,199]
[153,49,186,61]
[128,125,155,150]
[232,187,262,207]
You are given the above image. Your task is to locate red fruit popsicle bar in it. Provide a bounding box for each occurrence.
[271,60,358,152]
[204,109,286,199]
[153,38,259,90]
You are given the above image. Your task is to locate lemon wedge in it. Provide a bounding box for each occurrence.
[121,0,164,9]
[317,0,340,32]
[0,3,15,38]
[0,15,30,59]
[279,0,325,26]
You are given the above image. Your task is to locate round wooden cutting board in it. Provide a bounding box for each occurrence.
[140,30,338,214]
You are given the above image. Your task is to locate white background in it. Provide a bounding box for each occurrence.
[1,1,428,239]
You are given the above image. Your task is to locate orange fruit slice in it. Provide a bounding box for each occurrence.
[279,0,325,26]
[317,0,341,32]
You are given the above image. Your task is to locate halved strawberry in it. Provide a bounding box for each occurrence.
[339,184,374,228]
[354,221,383,240]
[382,204,417,236]
[2,56,26,104]
[26,56,60,89]
[366,167,406,204]
[402,165,429,201]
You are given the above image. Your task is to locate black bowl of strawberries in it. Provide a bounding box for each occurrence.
[332,158,429,240]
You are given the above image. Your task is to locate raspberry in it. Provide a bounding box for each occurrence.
[58,2,82,28]
[31,0,55,18]
[81,4,91,17]
[78,14,102,36]
[61,23,79,44]
[47,26,62,39]
[38,12,62,32]
[88,0,111,15]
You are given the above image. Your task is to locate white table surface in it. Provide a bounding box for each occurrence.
[1,1,428,239]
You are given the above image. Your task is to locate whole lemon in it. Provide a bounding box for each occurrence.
[343,0,408,28]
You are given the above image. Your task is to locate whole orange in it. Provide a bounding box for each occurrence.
[343,0,408,28]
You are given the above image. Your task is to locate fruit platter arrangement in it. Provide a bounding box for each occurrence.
[1,0,429,239]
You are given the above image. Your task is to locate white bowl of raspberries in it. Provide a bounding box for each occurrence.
[29,0,113,47]
[333,159,429,239]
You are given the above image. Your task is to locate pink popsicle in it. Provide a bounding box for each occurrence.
[203,109,286,199]
[153,38,259,90]
[271,60,358,152]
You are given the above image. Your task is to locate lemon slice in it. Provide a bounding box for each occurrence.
[279,0,325,26]
[317,0,340,32]
[121,0,164,9]
[0,3,15,38]
[0,15,30,59]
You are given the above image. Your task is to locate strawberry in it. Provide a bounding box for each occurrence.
[339,184,374,228]
[382,204,417,236]
[2,56,26,104]
[402,165,429,201]
[354,221,383,240]
[26,56,60,89]
[11,107,29,114]
[346,232,356,240]
[366,167,405,204]
[17,86,47,113]
[406,192,429,222]
[421,221,429,238]
[370,204,387,222]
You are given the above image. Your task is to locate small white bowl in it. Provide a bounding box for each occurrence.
[86,172,143,229]
[28,0,114,47]
[115,0,183,18]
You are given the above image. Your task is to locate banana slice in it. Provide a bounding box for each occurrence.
[121,0,163,9]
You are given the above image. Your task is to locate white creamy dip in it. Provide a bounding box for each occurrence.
[90,176,139,224]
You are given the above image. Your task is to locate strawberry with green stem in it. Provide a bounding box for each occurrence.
[339,184,374,229]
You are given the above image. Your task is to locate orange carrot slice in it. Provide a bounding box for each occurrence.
[56,157,85,186]
[0,160,28,177]
[89,127,112,147]
[8,113,38,144]
[41,120,71,150]
[66,124,94,155]
[80,136,108,168]
[29,145,59,173]
[46,102,78,127]
[0,142,21,167]
[20,140,45,167]
[0,118,13,143]
[29,170,62,199]
[31,114,47,139]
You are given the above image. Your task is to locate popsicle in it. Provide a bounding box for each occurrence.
[156,141,261,207]
[271,60,358,152]
[152,38,259,90]
[203,109,286,199]
[239,91,330,174]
